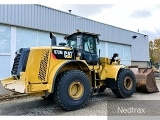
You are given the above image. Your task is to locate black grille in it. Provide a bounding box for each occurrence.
[11,48,30,76]
[11,54,21,75]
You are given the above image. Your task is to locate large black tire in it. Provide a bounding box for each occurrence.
[54,70,91,111]
[111,69,136,98]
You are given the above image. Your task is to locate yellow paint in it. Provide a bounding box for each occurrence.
[68,81,84,100]
[66,55,72,58]
[88,65,102,73]
[99,57,124,80]
[20,72,29,93]
[47,60,73,92]
[25,47,51,83]
[47,59,93,92]
[100,65,123,80]
[76,57,80,60]
[29,84,49,92]
[1,46,125,95]
[29,92,45,97]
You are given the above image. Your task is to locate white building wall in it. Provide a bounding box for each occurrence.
[131,61,149,68]
[0,25,67,79]
[97,41,108,57]
[10,26,17,74]
[0,24,11,79]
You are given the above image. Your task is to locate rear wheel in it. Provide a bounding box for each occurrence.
[111,69,136,98]
[54,70,91,111]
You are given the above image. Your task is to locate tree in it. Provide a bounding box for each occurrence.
[154,38,160,49]
[149,41,155,64]
[153,38,160,64]
[149,38,160,64]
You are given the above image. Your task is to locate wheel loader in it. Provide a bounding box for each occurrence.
[1,31,136,111]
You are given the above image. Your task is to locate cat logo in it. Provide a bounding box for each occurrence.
[64,51,73,58]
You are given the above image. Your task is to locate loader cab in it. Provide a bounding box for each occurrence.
[65,31,99,65]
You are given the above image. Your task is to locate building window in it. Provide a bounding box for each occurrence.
[0,25,11,54]
[16,27,52,49]
[16,28,37,50]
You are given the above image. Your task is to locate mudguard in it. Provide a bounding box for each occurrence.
[48,60,90,93]
[100,65,125,80]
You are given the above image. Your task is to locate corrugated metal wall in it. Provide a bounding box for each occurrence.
[0,4,149,61]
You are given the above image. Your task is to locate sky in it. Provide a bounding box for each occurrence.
[1,0,160,41]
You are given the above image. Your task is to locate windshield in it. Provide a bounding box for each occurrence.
[66,34,97,54]
[66,37,77,49]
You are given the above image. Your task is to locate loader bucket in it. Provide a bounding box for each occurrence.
[129,66,159,93]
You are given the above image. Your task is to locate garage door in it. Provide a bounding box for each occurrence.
[108,42,131,66]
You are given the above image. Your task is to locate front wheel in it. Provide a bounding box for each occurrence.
[54,70,91,111]
[112,69,136,98]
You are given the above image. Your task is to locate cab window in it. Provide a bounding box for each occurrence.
[66,36,77,49]
[83,35,97,54]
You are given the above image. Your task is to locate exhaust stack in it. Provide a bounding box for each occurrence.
[50,32,57,46]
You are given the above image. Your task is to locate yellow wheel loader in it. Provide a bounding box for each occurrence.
[1,31,136,111]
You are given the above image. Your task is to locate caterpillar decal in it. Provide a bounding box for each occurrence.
[52,49,74,59]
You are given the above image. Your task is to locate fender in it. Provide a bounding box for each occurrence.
[100,65,125,80]
[48,60,90,93]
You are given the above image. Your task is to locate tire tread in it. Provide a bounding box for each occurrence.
[112,69,136,98]
[54,70,91,111]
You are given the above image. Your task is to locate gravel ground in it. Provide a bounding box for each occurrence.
[0,80,160,116]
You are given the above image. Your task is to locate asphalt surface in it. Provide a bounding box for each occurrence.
[0,81,160,116]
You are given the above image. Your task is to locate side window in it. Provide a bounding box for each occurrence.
[70,40,77,48]
[84,39,90,52]
[0,25,11,54]
[66,36,77,49]
[84,36,96,53]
